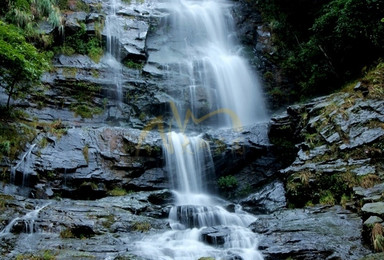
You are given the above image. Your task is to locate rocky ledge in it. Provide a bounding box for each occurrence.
[268,76,384,254]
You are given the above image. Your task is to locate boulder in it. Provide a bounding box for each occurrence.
[240,181,286,214]
[201,226,230,245]
[252,206,371,260]
[361,202,384,220]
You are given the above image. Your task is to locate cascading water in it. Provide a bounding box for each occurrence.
[0,203,49,236]
[103,0,124,104]
[134,132,263,259]
[161,0,267,127]
[117,0,266,258]
[10,143,36,187]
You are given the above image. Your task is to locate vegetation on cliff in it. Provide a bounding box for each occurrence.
[251,0,384,101]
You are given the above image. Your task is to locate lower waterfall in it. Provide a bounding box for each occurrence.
[133,132,263,260]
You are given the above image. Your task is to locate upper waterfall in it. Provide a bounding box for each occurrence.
[154,0,268,127]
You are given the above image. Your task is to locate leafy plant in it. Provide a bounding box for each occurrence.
[0,21,50,108]
[319,190,335,205]
[218,175,238,190]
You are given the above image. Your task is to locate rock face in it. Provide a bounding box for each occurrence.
[268,85,384,253]
[252,206,371,259]
[239,181,286,214]
[269,91,384,208]
[10,126,165,199]
[0,190,171,259]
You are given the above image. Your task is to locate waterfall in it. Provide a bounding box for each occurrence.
[103,0,123,104]
[128,0,266,258]
[0,203,49,236]
[161,0,267,127]
[134,132,263,259]
[10,143,36,187]
[163,132,215,197]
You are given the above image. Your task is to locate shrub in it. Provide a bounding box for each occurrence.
[218,175,238,190]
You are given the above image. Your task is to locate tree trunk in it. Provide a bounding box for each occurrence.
[6,78,17,109]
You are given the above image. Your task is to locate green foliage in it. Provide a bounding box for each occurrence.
[0,118,37,162]
[0,21,50,108]
[72,104,103,118]
[123,59,144,70]
[319,190,335,205]
[218,175,238,190]
[58,23,103,62]
[255,0,384,99]
[101,214,115,229]
[15,250,56,260]
[286,170,358,208]
[4,0,63,37]
[61,81,103,118]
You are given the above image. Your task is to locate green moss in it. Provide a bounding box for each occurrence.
[101,214,115,228]
[72,104,103,118]
[286,170,359,208]
[340,194,350,209]
[15,250,56,260]
[91,69,100,78]
[139,112,146,121]
[131,221,151,232]
[82,145,89,164]
[39,137,48,148]
[62,67,77,78]
[123,59,144,70]
[107,187,127,196]
[80,182,98,190]
[60,228,75,238]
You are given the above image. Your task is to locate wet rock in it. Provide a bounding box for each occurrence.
[340,127,384,150]
[359,253,384,260]
[127,168,167,191]
[252,206,371,260]
[70,223,96,238]
[147,190,173,205]
[201,226,230,245]
[361,202,384,220]
[353,183,384,201]
[364,216,384,227]
[37,21,55,34]
[64,12,88,32]
[239,181,286,214]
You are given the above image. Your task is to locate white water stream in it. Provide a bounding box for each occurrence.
[103,0,124,104]
[10,143,36,187]
[0,203,49,236]
[162,0,267,127]
[134,132,263,259]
